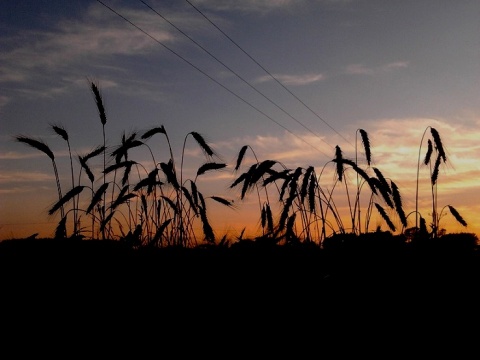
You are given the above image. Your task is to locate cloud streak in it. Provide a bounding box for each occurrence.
[255,73,326,86]
[215,115,480,234]
[345,61,409,76]
[0,3,201,86]
[193,0,353,13]
[192,0,299,13]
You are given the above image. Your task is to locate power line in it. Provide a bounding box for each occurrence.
[95,0,329,156]
[138,0,334,151]
[184,0,355,150]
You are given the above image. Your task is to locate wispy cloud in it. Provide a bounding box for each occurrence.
[0,3,200,86]
[0,95,10,108]
[0,170,53,184]
[255,73,326,86]
[0,151,48,160]
[215,115,480,233]
[345,61,409,76]
[217,118,480,193]
[345,64,374,75]
[382,61,409,71]
[193,0,353,13]
[193,0,298,13]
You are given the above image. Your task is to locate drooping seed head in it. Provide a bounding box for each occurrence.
[359,129,371,165]
[51,124,69,142]
[91,81,107,125]
[15,136,55,161]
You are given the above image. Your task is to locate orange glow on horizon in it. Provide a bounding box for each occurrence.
[2,119,479,243]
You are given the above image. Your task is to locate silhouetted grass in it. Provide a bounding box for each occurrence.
[12,82,474,255]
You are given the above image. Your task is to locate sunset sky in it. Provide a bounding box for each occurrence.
[1,0,479,241]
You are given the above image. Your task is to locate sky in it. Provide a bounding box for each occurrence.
[1,0,479,242]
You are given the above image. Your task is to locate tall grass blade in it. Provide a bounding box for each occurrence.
[431,155,441,185]
[419,216,428,237]
[197,192,215,243]
[391,181,407,228]
[262,168,290,187]
[300,166,314,203]
[160,160,179,190]
[100,211,115,233]
[266,203,274,233]
[104,160,137,174]
[235,145,248,171]
[149,218,173,247]
[334,145,343,181]
[447,205,467,227]
[240,164,257,199]
[15,136,54,160]
[190,180,199,208]
[278,197,294,231]
[290,167,303,192]
[161,196,178,214]
[86,183,109,214]
[371,178,393,208]
[112,193,136,211]
[424,139,433,165]
[49,185,85,215]
[91,82,107,125]
[141,126,166,140]
[196,162,227,177]
[230,172,248,189]
[261,205,266,228]
[250,160,277,184]
[210,196,234,207]
[83,145,106,161]
[191,131,214,157]
[79,156,95,183]
[104,160,136,186]
[111,139,143,164]
[182,186,198,215]
[430,127,446,162]
[359,129,371,165]
[279,175,291,201]
[340,159,374,191]
[134,168,160,195]
[200,209,215,243]
[141,194,148,215]
[286,213,298,243]
[373,168,391,194]
[374,203,396,232]
[54,216,67,239]
[51,124,69,141]
[308,172,316,212]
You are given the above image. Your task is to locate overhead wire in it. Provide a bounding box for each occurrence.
[95,0,329,156]
[184,0,355,150]
[138,0,334,151]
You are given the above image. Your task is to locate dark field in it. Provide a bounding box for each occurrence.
[1,233,479,354]
[2,233,479,298]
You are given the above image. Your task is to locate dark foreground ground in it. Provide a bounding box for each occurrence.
[1,236,480,354]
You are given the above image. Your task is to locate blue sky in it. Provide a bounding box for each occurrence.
[1,0,479,240]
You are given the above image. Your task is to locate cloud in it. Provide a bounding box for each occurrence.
[345,64,374,75]
[382,61,409,71]
[214,115,480,232]
[0,95,10,109]
[0,3,199,86]
[0,170,53,184]
[345,61,409,76]
[192,0,299,13]
[10,114,473,202]
[193,0,353,13]
[0,151,48,160]
[255,73,326,86]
